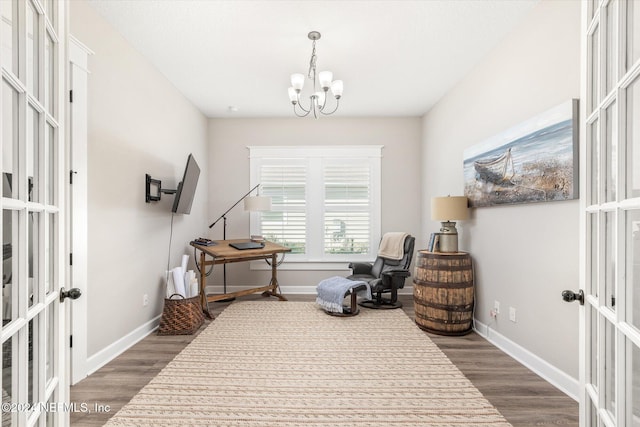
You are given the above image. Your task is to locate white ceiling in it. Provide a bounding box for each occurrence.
[86,0,539,118]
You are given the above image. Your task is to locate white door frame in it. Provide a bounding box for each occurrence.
[67,35,91,386]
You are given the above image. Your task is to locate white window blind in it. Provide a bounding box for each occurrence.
[260,164,307,254]
[249,146,382,267]
[323,165,371,255]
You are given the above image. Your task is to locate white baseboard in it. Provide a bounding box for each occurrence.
[85,314,161,377]
[473,318,579,401]
[205,285,415,296]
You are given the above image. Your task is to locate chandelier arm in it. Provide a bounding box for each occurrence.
[293,103,311,118]
[295,99,311,114]
[320,98,340,116]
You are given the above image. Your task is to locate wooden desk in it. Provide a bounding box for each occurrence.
[190,239,291,316]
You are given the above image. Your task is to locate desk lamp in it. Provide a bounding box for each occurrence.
[431,196,469,253]
[208,184,272,300]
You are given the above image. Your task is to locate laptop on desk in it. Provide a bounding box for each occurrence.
[229,241,265,250]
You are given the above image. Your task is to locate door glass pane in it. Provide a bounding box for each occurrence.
[591,25,600,113]
[629,340,640,427]
[628,209,640,331]
[45,33,54,114]
[2,336,14,426]
[628,73,640,199]
[590,213,598,297]
[45,0,55,32]
[605,0,617,96]
[46,124,55,205]
[589,0,597,21]
[589,305,598,388]
[605,211,616,309]
[45,213,54,295]
[591,119,600,204]
[28,212,39,308]
[27,106,39,203]
[628,0,640,72]
[3,210,18,323]
[2,80,18,200]
[28,319,37,406]
[26,1,39,99]
[0,0,18,75]
[588,394,599,427]
[45,306,54,383]
[604,319,616,419]
[604,102,617,202]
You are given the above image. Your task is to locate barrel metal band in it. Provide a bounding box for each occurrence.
[412,278,473,289]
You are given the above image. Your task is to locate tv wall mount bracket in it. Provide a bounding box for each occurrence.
[145,173,176,203]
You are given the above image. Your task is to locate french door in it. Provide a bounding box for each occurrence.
[583,0,640,426]
[1,0,67,426]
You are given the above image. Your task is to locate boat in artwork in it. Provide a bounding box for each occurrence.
[473,147,515,185]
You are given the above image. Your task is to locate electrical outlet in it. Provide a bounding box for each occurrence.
[494,300,500,315]
[143,294,149,307]
[509,307,516,322]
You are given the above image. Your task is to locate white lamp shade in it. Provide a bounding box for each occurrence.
[288,87,298,103]
[330,80,343,98]
[318,71,333,89]
[290,73,305,91]
[244,195,271,212]
[431,196,469,221]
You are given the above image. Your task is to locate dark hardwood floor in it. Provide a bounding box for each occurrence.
[70,294,578,426]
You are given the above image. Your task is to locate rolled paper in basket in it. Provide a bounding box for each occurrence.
[172,267,186,297]
[165,271,176,298]
[180,254,189,277]
[190,281,199,298]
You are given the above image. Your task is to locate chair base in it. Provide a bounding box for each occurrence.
[358,299,403,310]
[325,306,360,317]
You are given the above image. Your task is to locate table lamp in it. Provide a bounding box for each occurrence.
[431,196,469,253]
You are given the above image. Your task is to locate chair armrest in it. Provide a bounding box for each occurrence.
[381,269,411,278]
[349,262,373,275]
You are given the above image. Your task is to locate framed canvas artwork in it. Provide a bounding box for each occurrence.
[463,99,579,207]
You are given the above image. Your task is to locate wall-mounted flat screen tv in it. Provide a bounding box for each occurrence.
[172,154,200,214]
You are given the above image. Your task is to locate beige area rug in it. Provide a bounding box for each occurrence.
[105,301,511,426]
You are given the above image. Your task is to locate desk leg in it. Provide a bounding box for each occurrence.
[199,250,213,318]
[261,253,287,301]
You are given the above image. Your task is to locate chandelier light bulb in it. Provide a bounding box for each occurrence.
[291,73,305,91]
[318,71,333,90]
[315,91,326,107]
[330,80,343,98]
[288,87,298,104]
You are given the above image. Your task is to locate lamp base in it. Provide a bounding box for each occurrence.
[439,221,459,253]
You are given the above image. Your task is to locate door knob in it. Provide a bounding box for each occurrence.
[60,287,82,302]
[561,289,584,305]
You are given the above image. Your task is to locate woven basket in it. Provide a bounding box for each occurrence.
[158,294,204,335]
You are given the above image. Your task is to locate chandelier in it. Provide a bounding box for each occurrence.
[287,31,343,118]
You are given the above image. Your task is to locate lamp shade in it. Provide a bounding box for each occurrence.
[431,196,469,221]
[244,195,271,212]
[290,73,305,91]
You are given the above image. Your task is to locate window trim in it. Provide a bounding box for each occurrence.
[248,145,382,270]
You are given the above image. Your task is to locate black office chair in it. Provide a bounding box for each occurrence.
[347,234,415,309]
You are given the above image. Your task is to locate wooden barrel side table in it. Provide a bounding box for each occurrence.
[413,251,474,336]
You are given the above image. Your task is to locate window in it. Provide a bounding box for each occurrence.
[249,146,382,268]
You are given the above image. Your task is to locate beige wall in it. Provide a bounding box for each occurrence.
[70,1,209,356]
[421,0,581,379]
[207,118,422,290]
